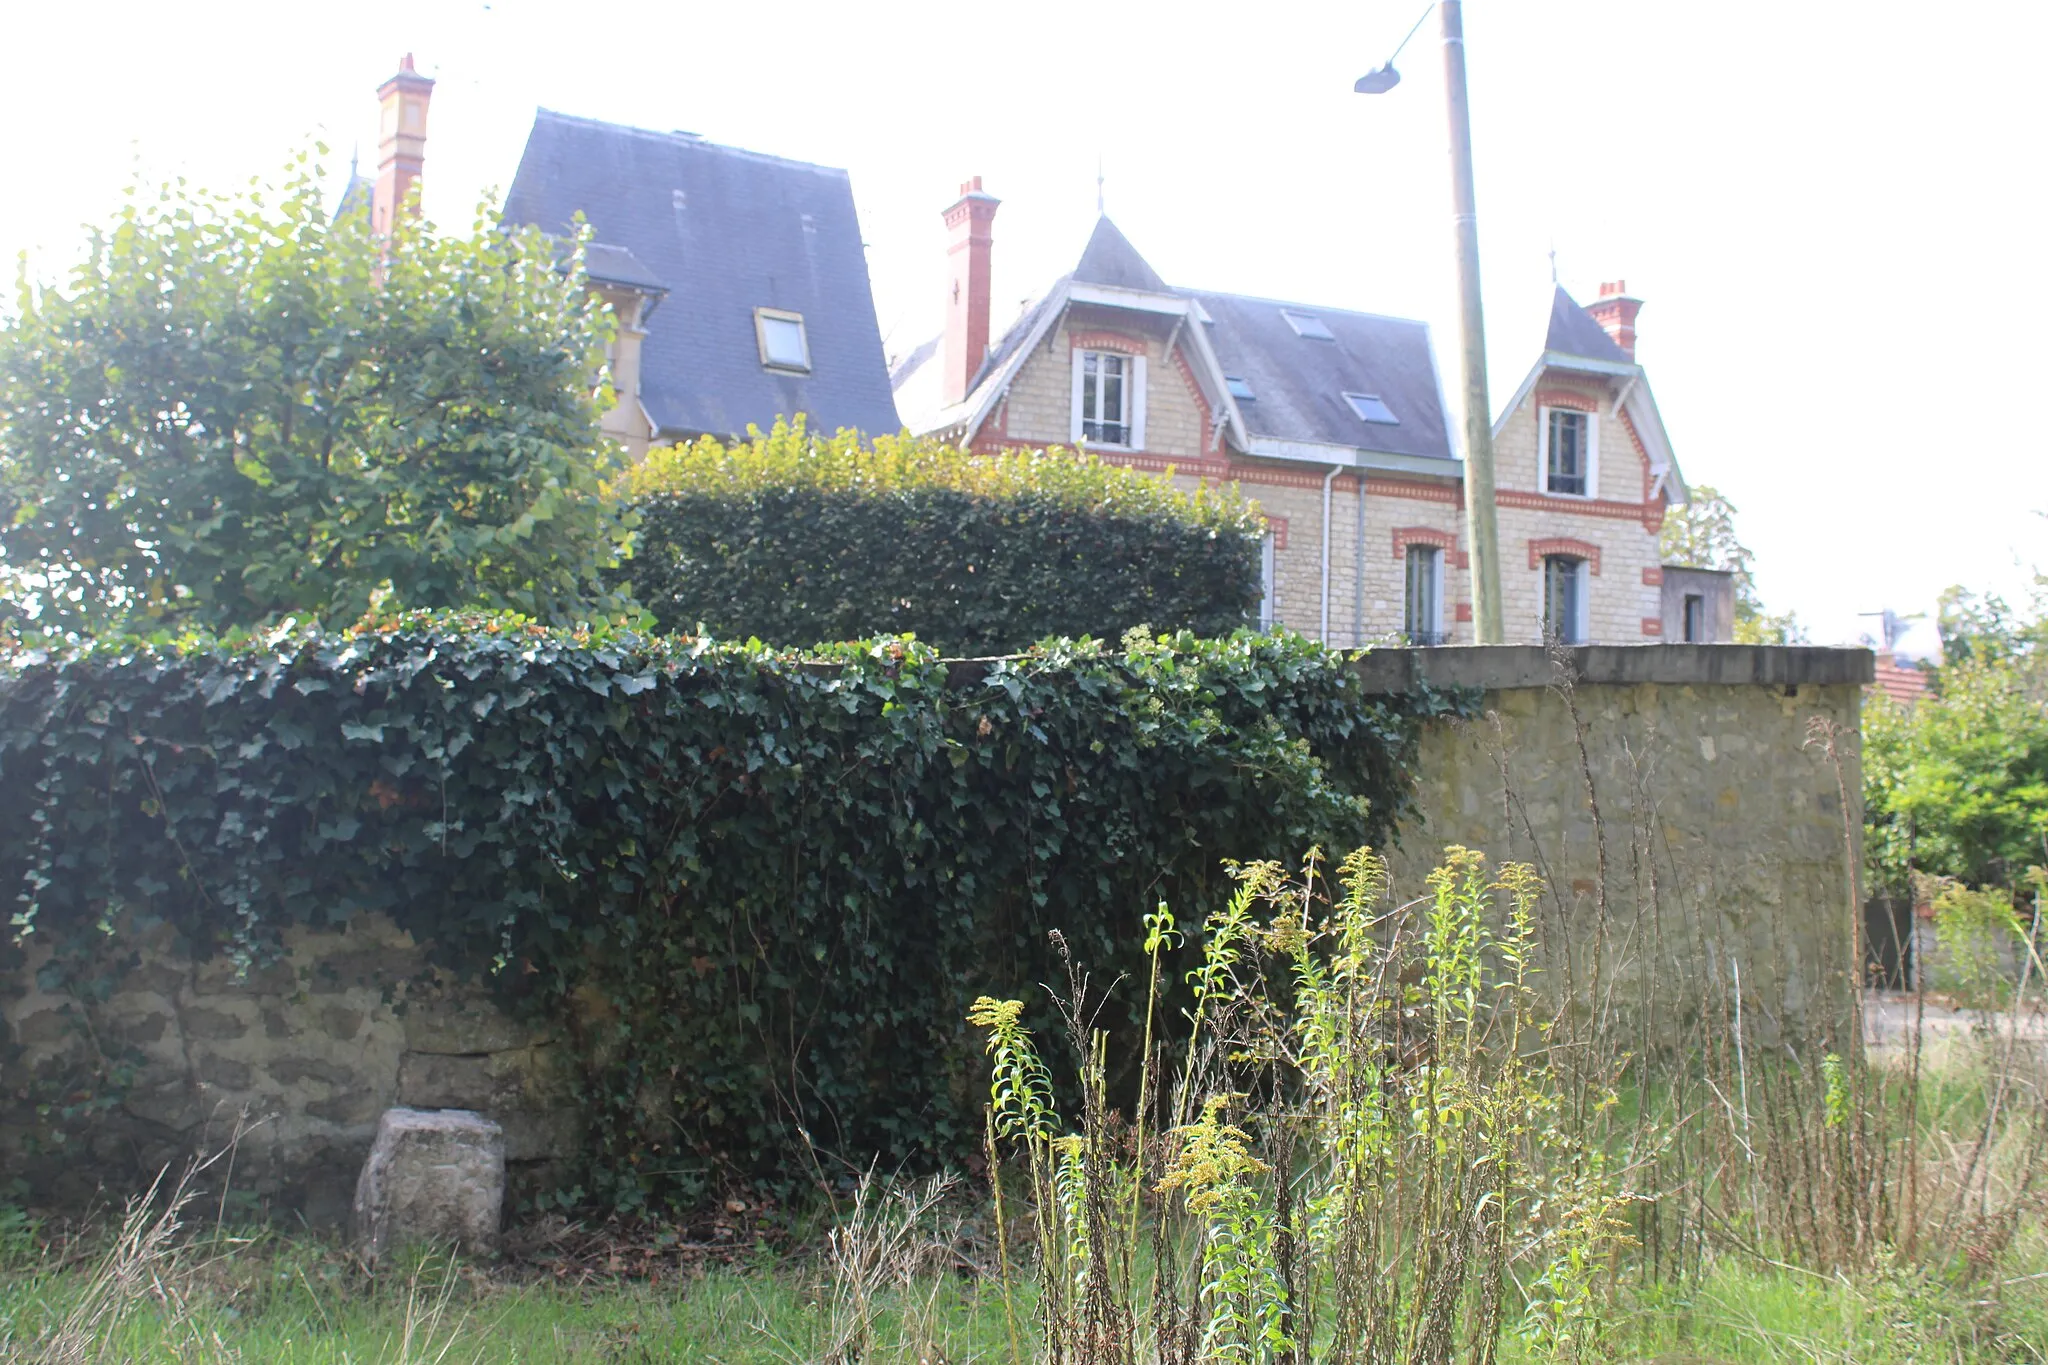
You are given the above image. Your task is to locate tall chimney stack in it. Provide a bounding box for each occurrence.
[372,54,435,236]
[1585,280,1642,360]
[941,177,1000,406]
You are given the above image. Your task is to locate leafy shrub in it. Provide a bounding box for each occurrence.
[0,157,632,635]
[1925,880,2029,1008]
[616,424,1266,654]
[0,615,1464,1206]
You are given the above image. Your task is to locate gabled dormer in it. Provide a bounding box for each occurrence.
[1494,282,1685,522]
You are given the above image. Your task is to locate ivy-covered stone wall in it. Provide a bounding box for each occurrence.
[1,617,1454,1215]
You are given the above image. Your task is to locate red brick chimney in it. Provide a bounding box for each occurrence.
[372,54,435,236]
[941,177,1000,406]
[1586,280,1642,360]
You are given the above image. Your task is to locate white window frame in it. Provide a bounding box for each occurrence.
[1538,405,1599,499]
[1403,544,1445,644]
[1070,348,1147,450]
[754,307,811,373]
[1259,530,1277,629]
[1542,554,1591,645]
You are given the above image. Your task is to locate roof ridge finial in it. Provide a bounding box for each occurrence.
[1548,242,1558,285]
[1096,155,1105,217]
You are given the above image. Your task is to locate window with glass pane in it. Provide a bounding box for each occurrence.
[1081,351,1130,445]
[1543,555,1585,644]
[1546,409,1587,495]
[1683,593,1705,643]
[755,309,810,371]
[1404,545,1443,645]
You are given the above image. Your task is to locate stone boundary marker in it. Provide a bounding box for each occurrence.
[352,1106,505,1265]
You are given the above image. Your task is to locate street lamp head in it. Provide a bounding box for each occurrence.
[1353,64,1402,95]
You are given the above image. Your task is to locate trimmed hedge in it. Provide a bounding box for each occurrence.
[616,424,1266,654]
[1,615,1466,1206]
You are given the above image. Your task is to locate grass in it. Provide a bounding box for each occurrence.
[3,1232,2043,1363]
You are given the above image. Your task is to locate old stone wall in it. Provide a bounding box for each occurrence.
[1360,644,1875,1040]
[0,914,580,1224]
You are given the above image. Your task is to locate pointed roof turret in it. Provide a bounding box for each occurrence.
[1544,285,1631,364]
[1073,216,1170,294]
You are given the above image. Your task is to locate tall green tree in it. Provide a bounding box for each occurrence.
[1866,581,2048,892]
[1658,484,1803,644]
[0,155,633,635]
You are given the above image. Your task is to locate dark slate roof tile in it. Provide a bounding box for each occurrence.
[503,110,900,441]
[1073,218,1170,293]
[1182,290,1453,461]
[1544,285,1631,364]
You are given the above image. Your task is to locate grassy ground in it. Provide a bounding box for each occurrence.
[3,1221,2044,1364]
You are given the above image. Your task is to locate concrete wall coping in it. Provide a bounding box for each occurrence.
[1351,644,1876,694]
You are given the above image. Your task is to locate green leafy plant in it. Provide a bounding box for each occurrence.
[616,422,1266,653]
[0,154,633,635]
[972,845,1634,1365]
[1926,881,2026,1009]
[1864,609,2048,894]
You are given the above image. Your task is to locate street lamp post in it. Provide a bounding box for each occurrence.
[1358,0,1505,644]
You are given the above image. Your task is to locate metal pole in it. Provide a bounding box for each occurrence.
[1440,0,1504,643]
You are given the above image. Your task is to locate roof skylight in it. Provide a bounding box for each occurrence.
[1225,376,1256,401]
[1282,309,1336,341]
[755,308,810,372]
[1344,392,1399,425]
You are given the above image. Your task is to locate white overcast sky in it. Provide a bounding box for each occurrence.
[4,0,2042,649]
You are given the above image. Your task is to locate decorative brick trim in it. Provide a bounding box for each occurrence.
[1391,526,1458,561]
[1455,602,1473,623]
[1364,476,1461,505]
[1534,387,1601,413]
[1641,617,1663,637]
[1169,344,1219,455]
[1528,537,1602,575]
[1496,489,1658,524]
[1069,330,1146,355]
[1641,566,1664,587]
[1264,515,1289,551]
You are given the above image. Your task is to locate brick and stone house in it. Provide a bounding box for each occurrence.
[892,182,1701,645]
[350,58,900,462]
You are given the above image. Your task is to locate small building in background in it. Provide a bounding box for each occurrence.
[1657,566,1734,642]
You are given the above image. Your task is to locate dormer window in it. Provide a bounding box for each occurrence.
[1542,407,1596,497]
[1344,392,1399,425]
[755,308,810,372]
[1071,348,1147,449]
[1282,309,1335,340]
[1225,376,1256,401]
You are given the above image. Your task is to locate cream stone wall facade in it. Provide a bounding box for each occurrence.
[1486,372,1667,644]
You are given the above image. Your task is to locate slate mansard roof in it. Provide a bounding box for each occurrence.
[892,215,1455,470]
[1185,290,1452,463]
[504,110,900,441]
